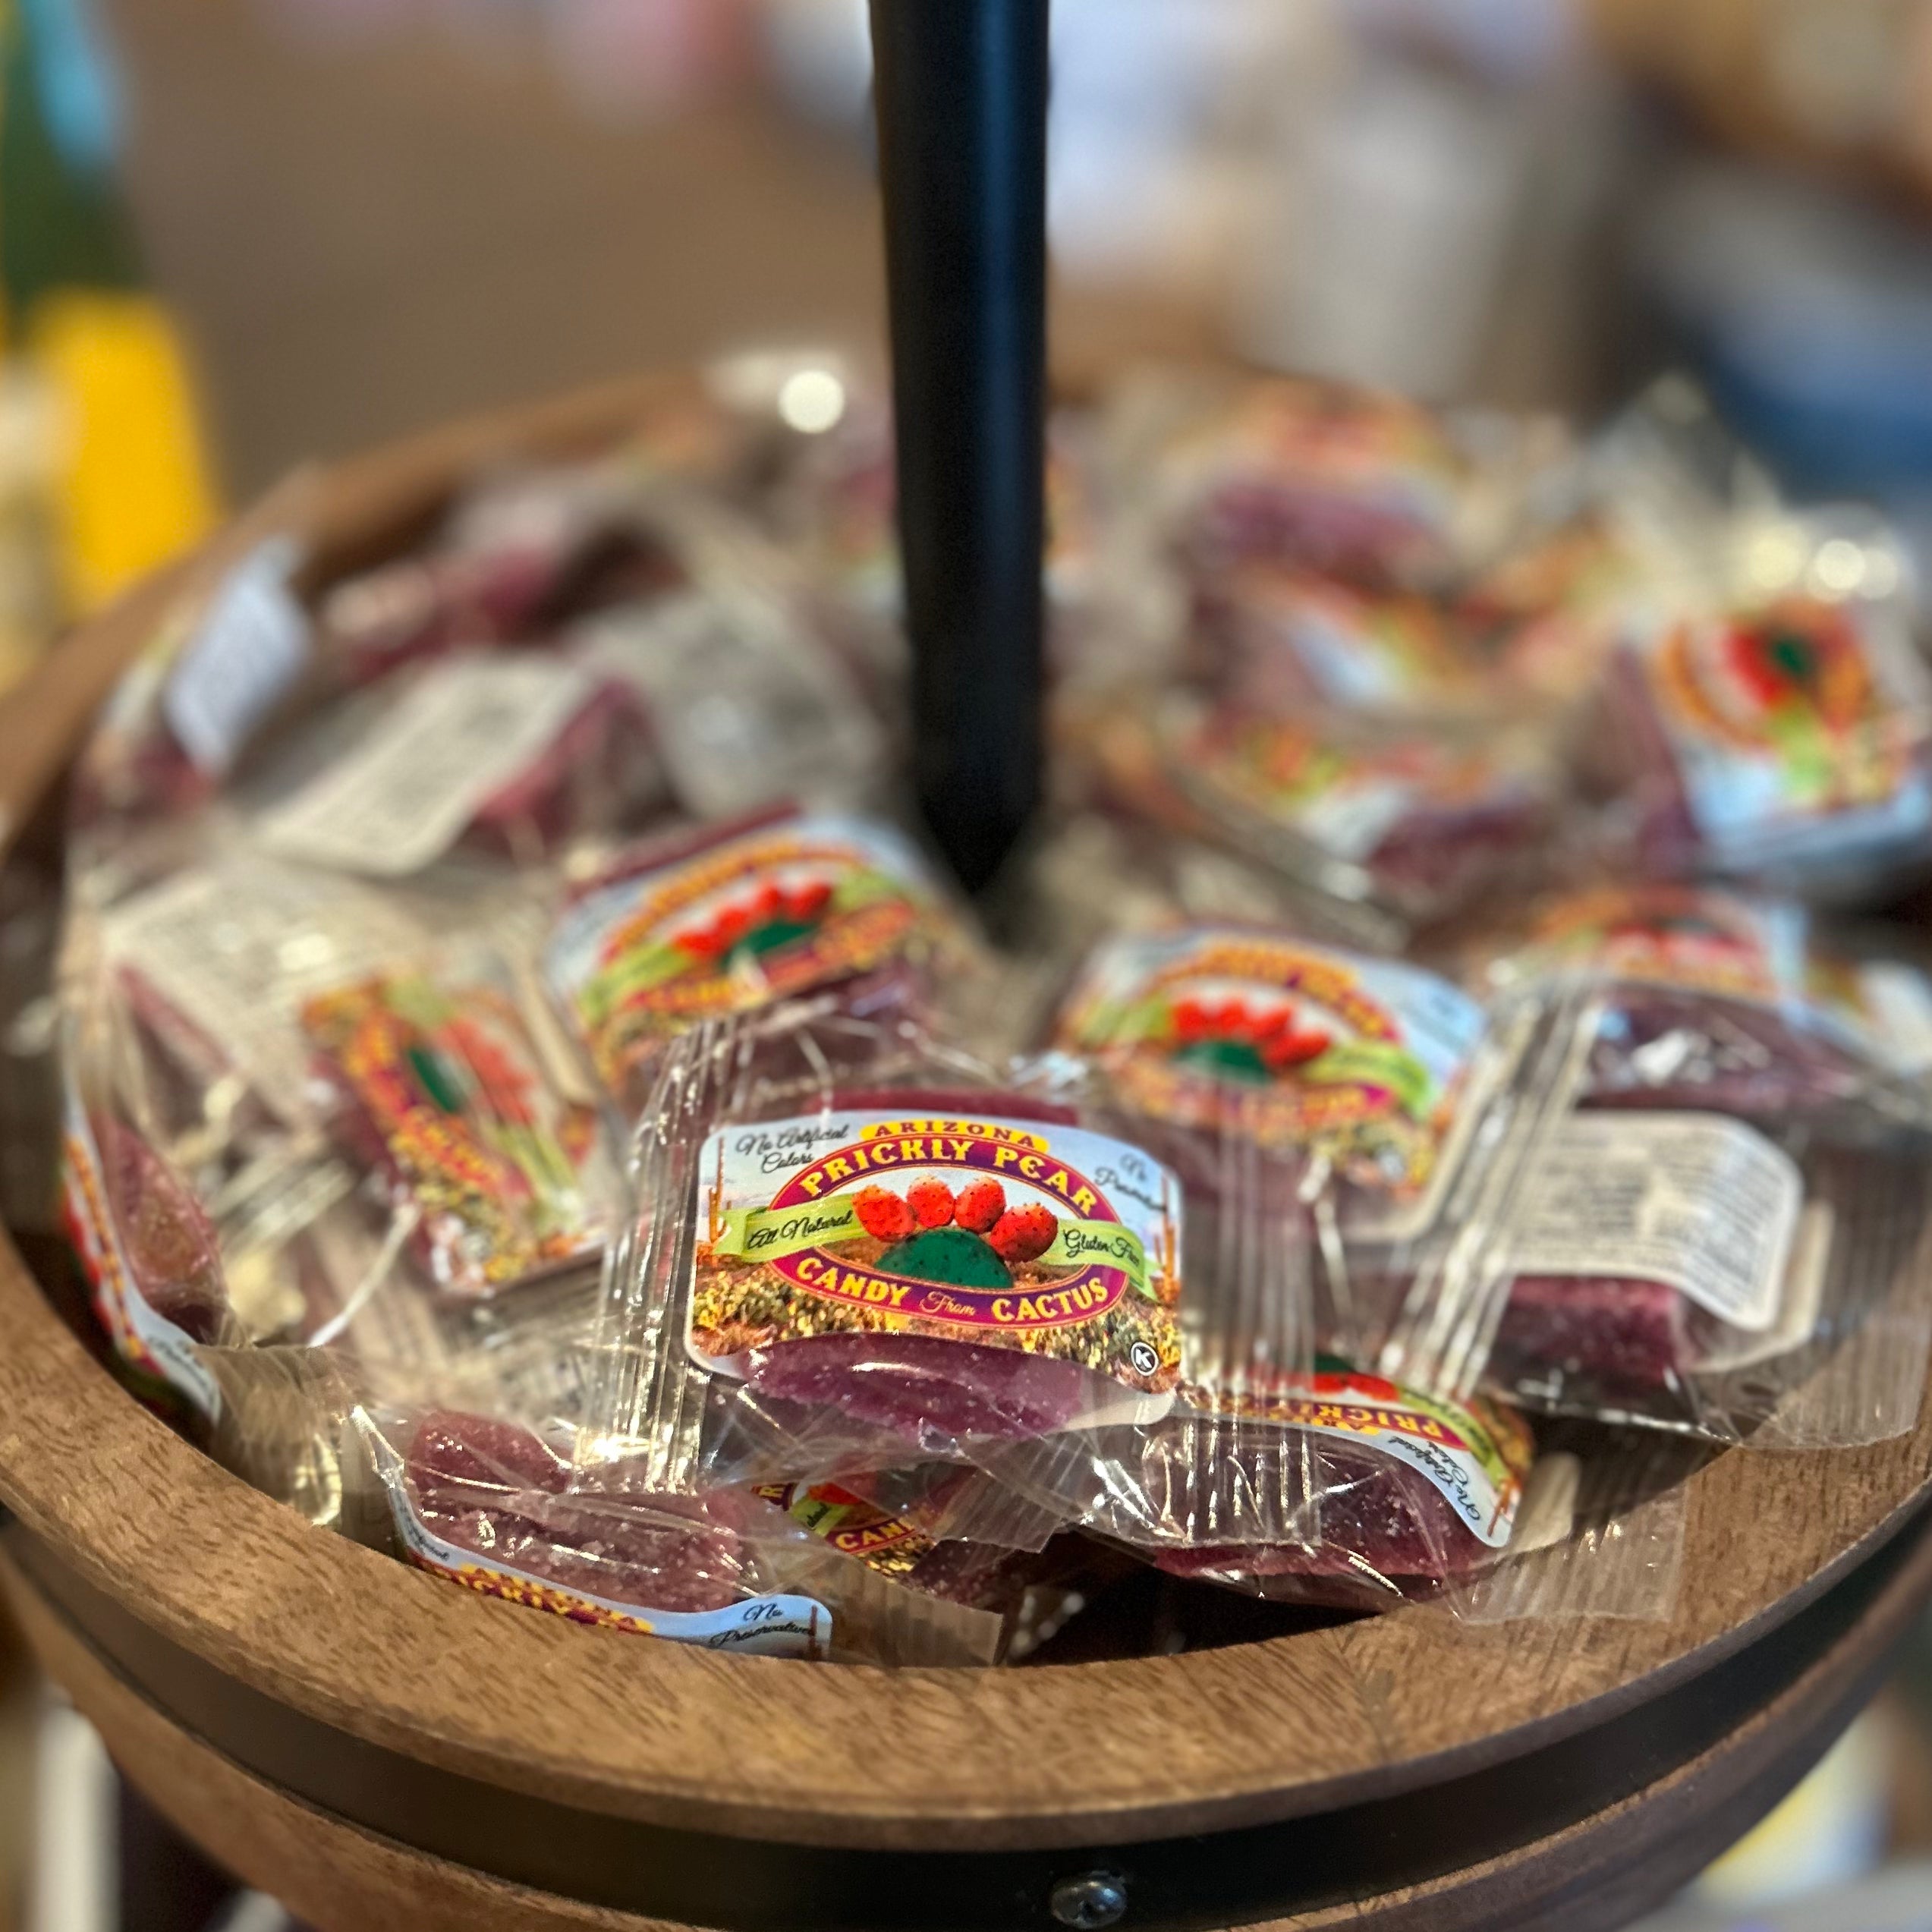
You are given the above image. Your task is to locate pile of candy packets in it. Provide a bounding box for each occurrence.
[51,357,1932,1664]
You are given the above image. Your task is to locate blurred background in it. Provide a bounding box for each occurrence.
[10,0,1932,1924]
[13,0,1932,676]
[7,0,1932,669]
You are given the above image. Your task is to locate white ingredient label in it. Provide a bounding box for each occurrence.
[1512,1112,1801,1333]
[572,591,879,818]
[1696,1204,1833,1373]
[103,859,421,1123]
[163,540,310,774]
[373,1440,831,1657]
[255,655,596,876]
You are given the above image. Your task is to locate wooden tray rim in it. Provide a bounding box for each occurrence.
[2,374,1929,1855]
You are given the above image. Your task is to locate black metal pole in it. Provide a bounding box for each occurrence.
[869,0,1049,896]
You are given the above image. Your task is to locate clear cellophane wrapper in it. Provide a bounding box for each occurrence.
[363,1403,1075,1666]
[345,444,895,795]
[296,946,623,1303]
[1452,375,1754,715]
[1009,1414,1695,1623]
[53,439,919,1414]
[1055,385,1570,951]
[357,1402,845,1659]
[1074,684,1563,952]
[194,1254,1069,1667]
[1520,393,1932,905]
[73,546,664,882]
[68,453,891,884]
[1103,366,1564,595]
[961,918,1702,1619]
[1188,560,1493,728]
[541,804,982,1122]
[576,1010,1191,1498]
[1474,879,1932,1119]
[977,999,1488,1609]
[1363,959,1932,1449]
[54,823,628,1414]
[969,1102,1690,1619]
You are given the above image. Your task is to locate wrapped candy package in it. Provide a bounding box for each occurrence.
[1193,562,1487,721]
[544,808,970,1119]
[1084,697,1557,947]
[1131,372,1484,589]
[46,360,1932,1664]
[1052,922,1496,1241]
[1370,923,1932,1446]
[300,954,620,1300]
[362,1408,1065,1666]
[967,923,1543,1613]
[581,1012,1188,1496]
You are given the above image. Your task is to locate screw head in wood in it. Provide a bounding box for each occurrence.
[1049,1872,1128,1929]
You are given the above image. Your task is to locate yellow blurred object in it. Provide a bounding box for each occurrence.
[27,287,218,611]
[0,363,61,691]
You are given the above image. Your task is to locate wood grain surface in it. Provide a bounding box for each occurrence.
[9,1383,1928,1932]
[1,382,1930,1862]
[6,1559,665,1932]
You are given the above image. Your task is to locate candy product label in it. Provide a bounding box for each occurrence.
[691,1110,1184,1398]
[1501,884,1810,1007]
[1246,571,1462,710]
[373,1444,831,1657]
[546,816,940,1097]
[59,1078,222,1421]
[1059,928,1485,1234]
[1510,1112,1802,1332]
[104,858,422,1125]
[1188,1362,1531,1550]
[164,540,310,775]
[301,971,613,1297]
[752,1480,936,1581]
[1182,713,1525,864]
[1641,598,1932,859]
[256,655,598,876]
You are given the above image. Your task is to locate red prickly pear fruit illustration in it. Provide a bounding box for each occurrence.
[953,1177,1007,1234]
[987,1202,1057,1266]
[907,1177,958,1229]
[1263,1023,1332,1070]
[854,1186,916,1243]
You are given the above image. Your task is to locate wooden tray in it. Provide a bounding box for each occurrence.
[2,380,1930,1932]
